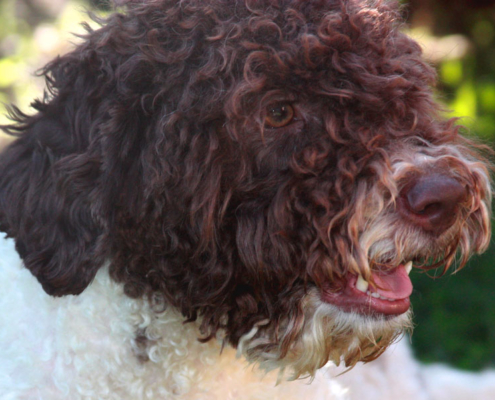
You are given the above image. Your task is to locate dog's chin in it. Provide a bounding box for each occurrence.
[237,287,412,380]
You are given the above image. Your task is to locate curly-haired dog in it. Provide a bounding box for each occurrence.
[0,0,493,399]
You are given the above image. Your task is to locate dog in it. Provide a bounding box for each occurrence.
[0,0,492,399]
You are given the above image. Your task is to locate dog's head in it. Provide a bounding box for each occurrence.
[0,0,491,378]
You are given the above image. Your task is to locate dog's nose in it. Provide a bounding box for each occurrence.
[399,174,467,234]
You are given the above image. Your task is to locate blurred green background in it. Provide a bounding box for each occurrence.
[0,0,494,371]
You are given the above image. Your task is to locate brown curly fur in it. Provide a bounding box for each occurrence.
[0,0,491,378]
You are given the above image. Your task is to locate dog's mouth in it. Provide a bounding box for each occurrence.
[320,262,413,316]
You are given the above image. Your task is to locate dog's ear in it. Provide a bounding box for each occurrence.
[0,55,108,296]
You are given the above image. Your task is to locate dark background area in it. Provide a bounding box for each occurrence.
[0,0,494,371]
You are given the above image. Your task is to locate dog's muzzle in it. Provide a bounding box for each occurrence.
[319,170,471,318]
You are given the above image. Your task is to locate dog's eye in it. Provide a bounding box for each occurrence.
[265,103,295,128]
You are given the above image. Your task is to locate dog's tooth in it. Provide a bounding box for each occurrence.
[404,261,413,275]
[356,274,369,293]
[370,292,380,299]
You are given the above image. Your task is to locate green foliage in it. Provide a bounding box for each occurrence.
[440,60,464,87]
[0,0,103,127]
[411,247,495,370]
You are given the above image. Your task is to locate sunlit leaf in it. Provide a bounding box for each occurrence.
[450,82,477,119]
[440,60,463,86]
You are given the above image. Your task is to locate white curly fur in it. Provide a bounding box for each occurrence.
[2,235,495,400]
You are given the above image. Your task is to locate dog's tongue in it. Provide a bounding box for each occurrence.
[371,265,413,300]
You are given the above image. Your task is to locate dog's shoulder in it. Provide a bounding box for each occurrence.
[0,235,61,396]
[0,235,140,398]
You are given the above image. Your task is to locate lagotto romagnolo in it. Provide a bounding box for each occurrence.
[0,0,493,399]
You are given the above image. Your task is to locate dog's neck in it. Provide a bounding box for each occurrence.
[96,269,341,399]
[74,264,347,398]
